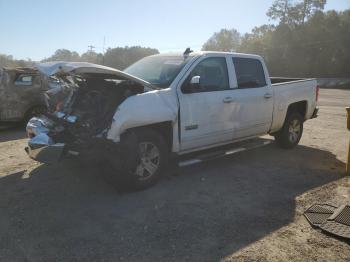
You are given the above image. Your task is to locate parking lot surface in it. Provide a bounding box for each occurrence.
[0,88,349,261]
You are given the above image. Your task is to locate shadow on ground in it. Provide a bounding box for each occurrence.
[0,124,26,143]
[0,144,346,262]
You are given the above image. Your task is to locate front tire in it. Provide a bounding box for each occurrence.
[274,112,303,149]
[110,128,169,191]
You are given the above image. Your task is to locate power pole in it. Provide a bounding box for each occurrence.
[88,45,95,53]
[102,37,106,65]
[102,37,106,54]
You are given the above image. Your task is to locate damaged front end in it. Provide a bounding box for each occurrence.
[25,116,65,163]
[25,62,155,164]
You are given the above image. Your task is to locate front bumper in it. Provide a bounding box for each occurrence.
[25,116,65,163]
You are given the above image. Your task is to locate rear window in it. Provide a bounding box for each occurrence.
[233,58,266,88]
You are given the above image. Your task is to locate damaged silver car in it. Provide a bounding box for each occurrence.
[0,67,47,123]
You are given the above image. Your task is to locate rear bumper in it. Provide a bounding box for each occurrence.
[311,108,319,119]
[25,116,65,163]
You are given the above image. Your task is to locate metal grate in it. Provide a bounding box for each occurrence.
[305,204,350,240]
[304,204,337,227]
[334,206,350,227]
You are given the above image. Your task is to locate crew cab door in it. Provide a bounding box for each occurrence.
[230,56,273,138]
[177,56,236,151]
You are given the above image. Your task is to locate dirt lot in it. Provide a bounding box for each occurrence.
[0,88,349,262]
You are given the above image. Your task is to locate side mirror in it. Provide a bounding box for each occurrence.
[190,76,200,87]
[182,75,201,93]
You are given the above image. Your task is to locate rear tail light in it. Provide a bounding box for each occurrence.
[316,85,320,102]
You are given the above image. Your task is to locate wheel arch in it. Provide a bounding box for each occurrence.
[270,100,307,135]
[124,121,174,152]
[286,100,308,120]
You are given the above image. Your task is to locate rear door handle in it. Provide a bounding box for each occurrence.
[264,93,273,99]
[223,97,234,103]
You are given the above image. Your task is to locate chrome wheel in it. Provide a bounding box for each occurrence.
[135,142,160,180]
[288,119,301,143]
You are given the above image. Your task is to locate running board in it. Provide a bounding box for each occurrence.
[178,138,272,167]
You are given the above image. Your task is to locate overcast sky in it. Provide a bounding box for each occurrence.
[0,0,349,60]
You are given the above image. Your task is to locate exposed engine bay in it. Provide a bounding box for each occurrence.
[42,73,145,150]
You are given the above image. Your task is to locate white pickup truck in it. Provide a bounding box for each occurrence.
[26,51,319,189]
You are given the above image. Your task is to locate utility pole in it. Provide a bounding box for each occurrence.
[88,45,95,53]
[102,37,106,54]
[102,37,106,65]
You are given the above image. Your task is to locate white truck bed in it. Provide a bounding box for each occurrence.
[270,78,318,132]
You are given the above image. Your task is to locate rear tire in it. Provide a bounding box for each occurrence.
[274,112,303,149]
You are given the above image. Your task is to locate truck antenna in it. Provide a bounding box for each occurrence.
[183,47,193,58]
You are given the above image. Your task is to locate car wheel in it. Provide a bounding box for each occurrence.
[109,128,169,191]
[274,112,303,149]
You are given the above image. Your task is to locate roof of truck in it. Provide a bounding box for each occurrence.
[152,51,263,59]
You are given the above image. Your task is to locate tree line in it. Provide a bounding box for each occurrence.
[0,46,159,71]
[202,0,350,77]
[1,0,349,77]
[40,46,159,70]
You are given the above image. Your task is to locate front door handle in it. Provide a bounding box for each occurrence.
[264,93,273,99]
[223,97,234,103]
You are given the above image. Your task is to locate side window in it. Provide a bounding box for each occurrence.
[183,57,229,92]
[14,74,33,86]
[233,58,267,88]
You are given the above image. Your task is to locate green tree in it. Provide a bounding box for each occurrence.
[80,51,103,64]
[299,0,327,23]
[42,49,80,62]
[40,46,158,70]
[103,46,159,70]
[267,0,327,25]
[239,25,275,55]
[239,8,350,77]
[0,54,34,68]
[202,29,241,52]
[267,0,292,24]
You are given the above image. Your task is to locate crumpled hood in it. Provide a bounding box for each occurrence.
[36,61,157,90]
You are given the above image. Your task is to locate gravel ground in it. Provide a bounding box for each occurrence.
[0,88,349,262]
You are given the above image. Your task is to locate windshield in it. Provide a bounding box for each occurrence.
[124,55,189,88]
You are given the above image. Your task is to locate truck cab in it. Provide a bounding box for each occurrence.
[175,52,274,152]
